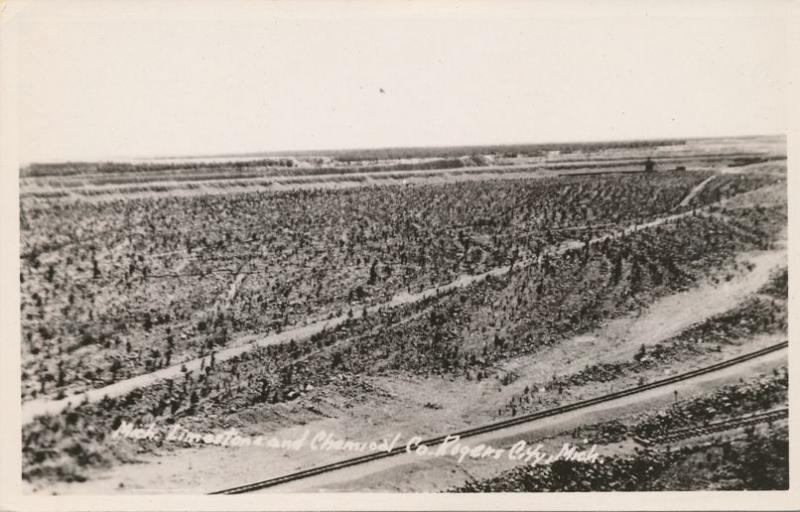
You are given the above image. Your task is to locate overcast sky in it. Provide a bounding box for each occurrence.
[7,0,790,162]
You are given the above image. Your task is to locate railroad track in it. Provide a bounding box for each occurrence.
[638,407,789,446]
[209,340,788,494]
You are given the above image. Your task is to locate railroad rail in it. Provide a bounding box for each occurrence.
[638,407,788,446]
[209,340,788,494]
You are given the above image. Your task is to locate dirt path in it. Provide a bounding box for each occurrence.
[498,245,785,386]
[676,175,716,208]
[220,259,252,311]
[259,349,788,493]
[599,249,785,360]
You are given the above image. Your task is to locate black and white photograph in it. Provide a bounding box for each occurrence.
[1,0,797,509]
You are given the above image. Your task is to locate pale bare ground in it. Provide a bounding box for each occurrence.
[291,352,788,493]
[720,161,787,176]
[29,231,787,494]
[596,248,786,360]
[34,337,785,495]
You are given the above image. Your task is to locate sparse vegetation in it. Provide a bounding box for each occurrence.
[19,140,788,489]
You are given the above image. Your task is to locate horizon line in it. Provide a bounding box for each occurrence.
[22,132,786,166]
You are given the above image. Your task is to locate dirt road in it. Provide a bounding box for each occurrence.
[254,348,788,493]
[677,175,716,208]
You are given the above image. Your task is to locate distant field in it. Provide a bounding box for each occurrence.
[19,136,786,201]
